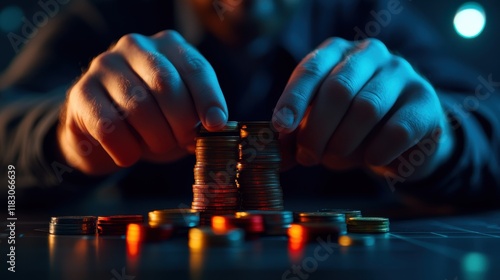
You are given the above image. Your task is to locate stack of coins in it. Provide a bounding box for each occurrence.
[346,217,390,233]
[49,216,97,235]
[294,212,347,234]
[97,215,144,235]
[319,209,362,219]
[192,121,240,225]
[189,227,244,249]
[237,122,284,210]
[238,210,293,235]
[148,209,200,228]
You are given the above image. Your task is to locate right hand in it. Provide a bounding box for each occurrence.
[57,30,228,175]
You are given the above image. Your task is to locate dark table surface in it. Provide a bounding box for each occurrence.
[2,196,500,280]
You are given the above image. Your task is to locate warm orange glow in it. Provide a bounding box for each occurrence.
[48,234,56,268]
[338,236,353,247]
[288,239,305,251]
[74,239,88,254]
[189,247,204,280]
[126,224,142,257]
[211,216,229,233]
[189,228,204,250]
[288,227,306,262]
[288,224,305,242]
[235,212,249,218]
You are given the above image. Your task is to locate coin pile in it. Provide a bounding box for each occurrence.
[346,217,390,233]
[97,215,144,235]
[238,122,284,210]
[294,212,347,234]
[319,209,362,219]
[148,209,200,228]
[239,210,293,235]
[192,121,240,224]
[49,216,97,235]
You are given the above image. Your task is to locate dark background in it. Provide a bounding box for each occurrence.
[0,0,499,86]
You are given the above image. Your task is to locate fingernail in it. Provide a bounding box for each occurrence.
[273,107,295,132]
[205,107,227,129]
[297,147,318,166]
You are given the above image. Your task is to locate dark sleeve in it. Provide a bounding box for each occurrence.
[340,0,500,206]
[0,1,109,197]
[0,28,102,209]
[0,0,176,199]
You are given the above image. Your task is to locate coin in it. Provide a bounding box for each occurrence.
[319,209,362,219]
[346,217,390,233]
[49,216,97,235]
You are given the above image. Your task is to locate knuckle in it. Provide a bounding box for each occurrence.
[391,55,412,70]
[93,117,116,145]
[144,53,176,90]
[354,92,384,120]
[124,85,149,112]
[325,73,356,102]
[156,29,182,41]
[366,38,387,52]
[288,87,310,112]
[388,121,415,146]
[149,70,172,94]
[181,55,209,76]
[149,67,179,95]
[90,52,118,70]
[329,36,348,44]
[70,80,94,104]
[118,33,144,48]
[116,74,133,94]
[296,58,324,79]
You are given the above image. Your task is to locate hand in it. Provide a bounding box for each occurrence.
[272,37,455,181]
[58,30,228,175]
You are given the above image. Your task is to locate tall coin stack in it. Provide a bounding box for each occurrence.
[237,122,284,210]
[192,121,240,225]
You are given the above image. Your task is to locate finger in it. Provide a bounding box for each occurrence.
[294,39,392,165]
[326,57,410,157]
[115,34,198,148]
[154,30,228,131]
[365,82,440,166]
[70,76,143,167]
[272,37,351,133]
[93,52,176,155]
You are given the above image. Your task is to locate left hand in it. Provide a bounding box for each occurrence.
[272,37,454,182]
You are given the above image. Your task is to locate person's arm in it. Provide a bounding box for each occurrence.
[1,0,228,197]
[351,0,500,206]
[0,1,114,193]
[274,0,499,208]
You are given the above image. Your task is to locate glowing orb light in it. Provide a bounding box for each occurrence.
[454,2,486,39]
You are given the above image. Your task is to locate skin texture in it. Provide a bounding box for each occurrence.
[272,38,454,180]
[58,30,228,174]
[58,0,455,182]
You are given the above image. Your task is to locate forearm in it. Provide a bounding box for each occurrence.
[395,88,500,207]
[0,86,68,189]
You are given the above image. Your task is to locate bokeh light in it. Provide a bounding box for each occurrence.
[454,2,486,39]
[462,252,489,272]
[0,5,24,32]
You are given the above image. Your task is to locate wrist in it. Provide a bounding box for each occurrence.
[370,113,457,184]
